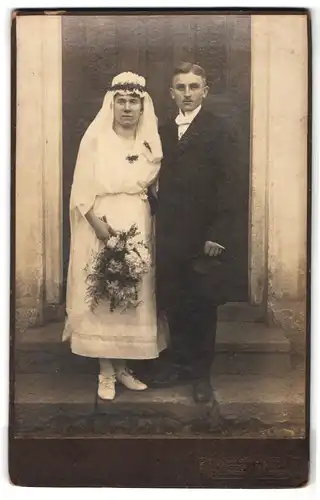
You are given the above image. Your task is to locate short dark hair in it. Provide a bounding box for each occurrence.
[172,62,207,85]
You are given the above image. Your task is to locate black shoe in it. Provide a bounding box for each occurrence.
[148,363,191,388]
[192,378,213,403]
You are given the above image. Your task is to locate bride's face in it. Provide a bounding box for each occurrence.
[113,93,143,129]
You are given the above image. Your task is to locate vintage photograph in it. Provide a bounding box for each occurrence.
[11,9,310,486]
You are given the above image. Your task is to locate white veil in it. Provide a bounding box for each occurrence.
[70,72,162,214]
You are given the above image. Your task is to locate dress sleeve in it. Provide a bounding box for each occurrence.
[70,133,98,216]
[137,159,161,192]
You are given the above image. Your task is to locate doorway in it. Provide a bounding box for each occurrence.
[62,13,251,301]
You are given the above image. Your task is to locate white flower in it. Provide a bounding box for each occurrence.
[116,240,125,251]
[125,251,140,267]
[127,241,135,251]
[108,260,122,274]
[138,246,150,262]
[106,281,119,293]
[107,236,118,249]
[134,245,151,269]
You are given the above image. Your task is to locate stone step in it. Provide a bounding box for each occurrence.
[15,320,292,375]
[218,302,264,322]
[214,321,291,374]
[37,301,266,325]
[13,370,305,438]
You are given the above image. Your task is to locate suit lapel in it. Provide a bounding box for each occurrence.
[177,108,208,154]
[162,109,210,160]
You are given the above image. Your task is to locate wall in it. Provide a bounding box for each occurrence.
[15,14,308,335]
[15,15,62,329]
[251,15,308,334]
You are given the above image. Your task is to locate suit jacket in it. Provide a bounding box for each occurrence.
[153,108,237,264]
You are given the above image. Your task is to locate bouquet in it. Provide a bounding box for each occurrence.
[85,224,152,313]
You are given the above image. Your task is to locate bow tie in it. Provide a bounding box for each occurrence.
[175,114,192,127]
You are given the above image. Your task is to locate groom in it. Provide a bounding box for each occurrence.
[150,62,235,403]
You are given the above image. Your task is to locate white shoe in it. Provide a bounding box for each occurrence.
[98,373,116,400]
[116,368,148,391]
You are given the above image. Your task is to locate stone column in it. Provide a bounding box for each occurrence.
[15,15,63,329]
[251,15,308,333]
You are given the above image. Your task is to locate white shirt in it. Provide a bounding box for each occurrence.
[175,105,202,140]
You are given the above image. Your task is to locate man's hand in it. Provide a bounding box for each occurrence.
[204,241,225,257]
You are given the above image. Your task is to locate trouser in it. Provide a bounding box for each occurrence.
[158,258,218,380]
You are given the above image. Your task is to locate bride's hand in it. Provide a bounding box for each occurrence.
[94,218,112,241]
[85,210,116,241]
[93,217,117,242]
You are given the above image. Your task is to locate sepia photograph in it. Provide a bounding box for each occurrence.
[10,9,310,487]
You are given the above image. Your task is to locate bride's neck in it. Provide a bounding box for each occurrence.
[113,123,136,140]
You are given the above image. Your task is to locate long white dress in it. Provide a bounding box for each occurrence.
[63,131,167,359]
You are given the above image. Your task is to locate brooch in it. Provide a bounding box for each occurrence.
[126,154,139,164]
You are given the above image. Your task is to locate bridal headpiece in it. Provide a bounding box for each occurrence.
[109,72,146,97]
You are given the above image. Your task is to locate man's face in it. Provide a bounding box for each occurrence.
[170,72,208,113]
[113,93,142,128]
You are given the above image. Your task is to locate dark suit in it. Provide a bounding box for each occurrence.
[153,108,236,380]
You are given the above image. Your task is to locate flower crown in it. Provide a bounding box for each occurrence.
[110,72,146,96]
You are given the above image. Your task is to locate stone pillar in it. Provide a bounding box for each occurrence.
[251,15,308,333]
[250,16,269,308]
[15,15,62,329]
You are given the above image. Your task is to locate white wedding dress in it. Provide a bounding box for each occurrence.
[63,131,167,359]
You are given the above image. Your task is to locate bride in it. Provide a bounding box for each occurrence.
[63,72,167,400]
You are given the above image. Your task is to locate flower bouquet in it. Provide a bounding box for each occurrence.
[85,224,151,313]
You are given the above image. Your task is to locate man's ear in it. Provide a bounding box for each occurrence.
[169,87,175,100]
[203,85,209,99]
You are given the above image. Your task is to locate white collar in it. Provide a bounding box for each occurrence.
[176,104,202,124]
